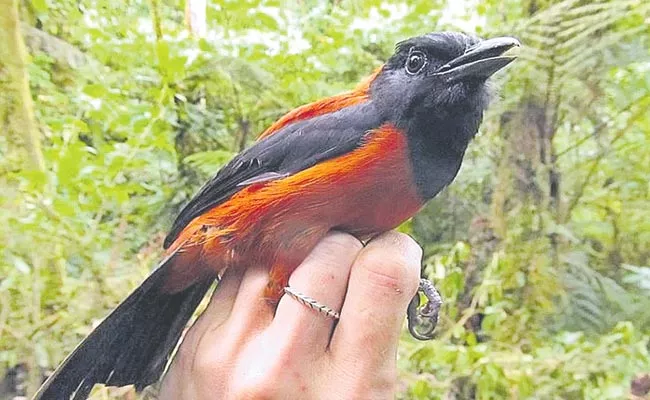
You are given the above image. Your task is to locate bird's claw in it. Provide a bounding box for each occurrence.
[407,278,442,340]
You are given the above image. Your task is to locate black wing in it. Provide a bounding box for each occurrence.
[164,101,383,248]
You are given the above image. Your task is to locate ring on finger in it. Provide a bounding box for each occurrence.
[283,286,341,320]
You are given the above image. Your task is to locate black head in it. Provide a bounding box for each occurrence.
[371,32,519,149]
[369,32,519,200]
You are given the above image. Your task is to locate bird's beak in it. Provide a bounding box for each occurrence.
[434,37,520,82]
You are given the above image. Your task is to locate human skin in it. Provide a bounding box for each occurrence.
[159,231,422,400]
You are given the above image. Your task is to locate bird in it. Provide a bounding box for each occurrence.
[33,31,519,400]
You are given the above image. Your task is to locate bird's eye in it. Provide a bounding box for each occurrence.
[405,50,427,75]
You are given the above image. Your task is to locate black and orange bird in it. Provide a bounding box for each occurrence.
[34,32,519,399]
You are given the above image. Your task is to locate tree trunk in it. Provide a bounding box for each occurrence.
[0,0,44,171]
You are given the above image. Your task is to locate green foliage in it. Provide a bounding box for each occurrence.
[1,0,649,398]
[401,322,648,399]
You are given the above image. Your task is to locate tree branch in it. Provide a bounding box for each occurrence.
[21,23,87,68]
[566,103,648,216]
[555,96,645,159]
[149,0,163,41]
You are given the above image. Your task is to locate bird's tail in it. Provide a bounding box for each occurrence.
[32,255,214,400]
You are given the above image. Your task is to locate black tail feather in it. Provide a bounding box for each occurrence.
[33,261,213,400]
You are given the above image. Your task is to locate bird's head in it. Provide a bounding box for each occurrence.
[371,32,519,147]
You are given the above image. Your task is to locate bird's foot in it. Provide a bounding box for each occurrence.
[406,278,442,340]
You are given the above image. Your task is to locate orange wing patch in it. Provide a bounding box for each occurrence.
[179,123,422,245]
[257,66,383,140]
[163,124,424,293]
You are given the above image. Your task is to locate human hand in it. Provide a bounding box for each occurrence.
[159,231,422,400]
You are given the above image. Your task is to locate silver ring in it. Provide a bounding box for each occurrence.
[283,286,340,320]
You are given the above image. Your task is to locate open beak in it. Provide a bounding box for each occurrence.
[434,37,520,82]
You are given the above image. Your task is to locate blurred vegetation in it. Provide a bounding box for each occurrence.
[1,0,649,398]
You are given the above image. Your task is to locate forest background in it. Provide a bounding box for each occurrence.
[1,0,649,398]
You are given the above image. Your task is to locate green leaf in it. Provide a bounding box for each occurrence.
[156,41,170,67]
[31,0,49,13]
[82,84,107,98]
[252,11,279,30]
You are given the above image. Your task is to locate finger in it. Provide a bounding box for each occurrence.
[188,267,245,338]
[225,265,277,339]
[161,267,244,399]
[329,231,421,368]
[267,231,363,352]
[181,265,274,390]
